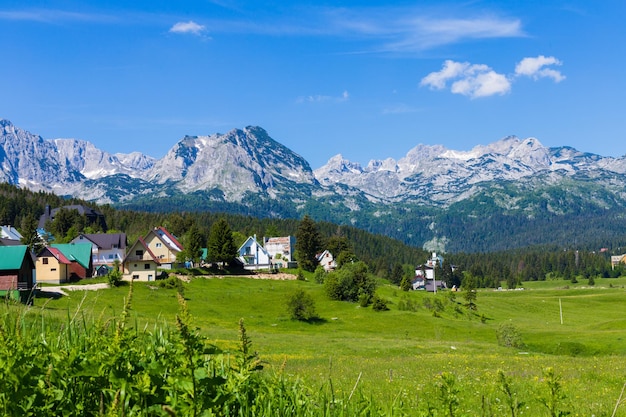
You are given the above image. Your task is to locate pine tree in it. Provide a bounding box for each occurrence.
[295,215,323,272]
[185,224,205,266]
[19,214,44,254]
[207,218,237,266]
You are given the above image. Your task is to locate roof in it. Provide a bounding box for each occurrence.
[50,243,93,269]
[73,233,127,249]
[150,227,183,252]
[123,237,161,264]
[0,245,29,270]
[0,225,23,240]
[43,247,72,265]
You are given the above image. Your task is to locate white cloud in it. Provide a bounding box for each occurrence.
[421,60,511,98]
[169,21,206,36]
[296,90,350,104]
[515,55,565,82]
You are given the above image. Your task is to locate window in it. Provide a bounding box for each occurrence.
[132,275,139,280]
[108,254,114,259]
[156,242,162,248]
[51,268,56,271]
[42,258,48,265]
[144,263,151,270]
[135,250,143,257]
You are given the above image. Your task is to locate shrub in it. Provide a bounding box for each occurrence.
[372,295,389,311]
[286,288,318,321]
[323,261,376,302]
[313,265,326,284]
[496,322,525,349]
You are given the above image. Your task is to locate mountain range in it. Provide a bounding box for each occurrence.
[2,118,626,253]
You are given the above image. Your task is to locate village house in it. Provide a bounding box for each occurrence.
[412,252,447,292]
[38,204,107,231]
[238,235,272,270]
[264,236,297,268]
[70,233,127,272]
[0,225,22,241]
[316,250,336,271]
[0,245,35,301]
[611,254,626,270]
[45,243,94,280]
[122,237,161,281]
[141,227,184,269]
[36,246,73,284]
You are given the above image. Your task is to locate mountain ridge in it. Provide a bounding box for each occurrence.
[3,118,626,253]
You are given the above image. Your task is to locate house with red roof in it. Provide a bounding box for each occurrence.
[36,246,73,284]
[141,227,184,269]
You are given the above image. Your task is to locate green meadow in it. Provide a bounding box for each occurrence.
[28,274,626,415]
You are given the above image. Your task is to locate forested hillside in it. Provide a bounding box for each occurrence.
[1,183,620,287]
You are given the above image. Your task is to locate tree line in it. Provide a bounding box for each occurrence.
[1,183,622,286]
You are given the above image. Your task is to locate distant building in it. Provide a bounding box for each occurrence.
[123,237,161,281]
[264,236,296,268]
[70,233,127,271]
[238,235,271,270]
[412,252,447,292]
[0,225,22,241]
[0,245,35,301]
[38,204,107,231]
[317,250,336,271]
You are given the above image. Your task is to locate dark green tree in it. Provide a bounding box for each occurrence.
[463,273,478,311]
[19,213,44,254]
[295,215,322,272]
[207,218,237,266]
[390,263,404,286]
[400,276,412,291]
[324,261,376,302]
[286,288,318,321]
[184,224,205,266]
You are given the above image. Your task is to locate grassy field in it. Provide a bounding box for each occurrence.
[31,274,626,415]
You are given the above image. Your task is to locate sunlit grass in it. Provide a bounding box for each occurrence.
[31,274,626,415]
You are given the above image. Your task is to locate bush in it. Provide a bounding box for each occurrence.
[286,288,318,321]
[496,322,525,348]
[323,261,376,302]
[372,295,389,311]
[313,266,326,284]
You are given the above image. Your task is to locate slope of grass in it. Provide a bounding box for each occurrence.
[32,275,626,415]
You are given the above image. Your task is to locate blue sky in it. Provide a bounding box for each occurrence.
[1,1,625,168]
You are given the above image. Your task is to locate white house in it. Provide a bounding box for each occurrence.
[264,236,296,268]
[317,250,336,271]
[71,233,127,271]
[0,225,22,241]
[238,235,271,270]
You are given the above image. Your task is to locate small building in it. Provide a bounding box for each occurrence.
[0,245,35,301]
[50,243,94,280]
[264,236,297,268]
[412,252,446,292]
[238,235,271,270]
[0,225,22,241]
[411,278,447,292]
[38,204,106,231]
[36,246,73,284]
[142,227,184,269]
[611,254,626,270]
[122,237,161,281]
[70,233,127,271]
[317,250,336,271]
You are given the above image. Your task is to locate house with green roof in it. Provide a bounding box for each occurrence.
[0,245,35,301]
[50,243,94,280]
